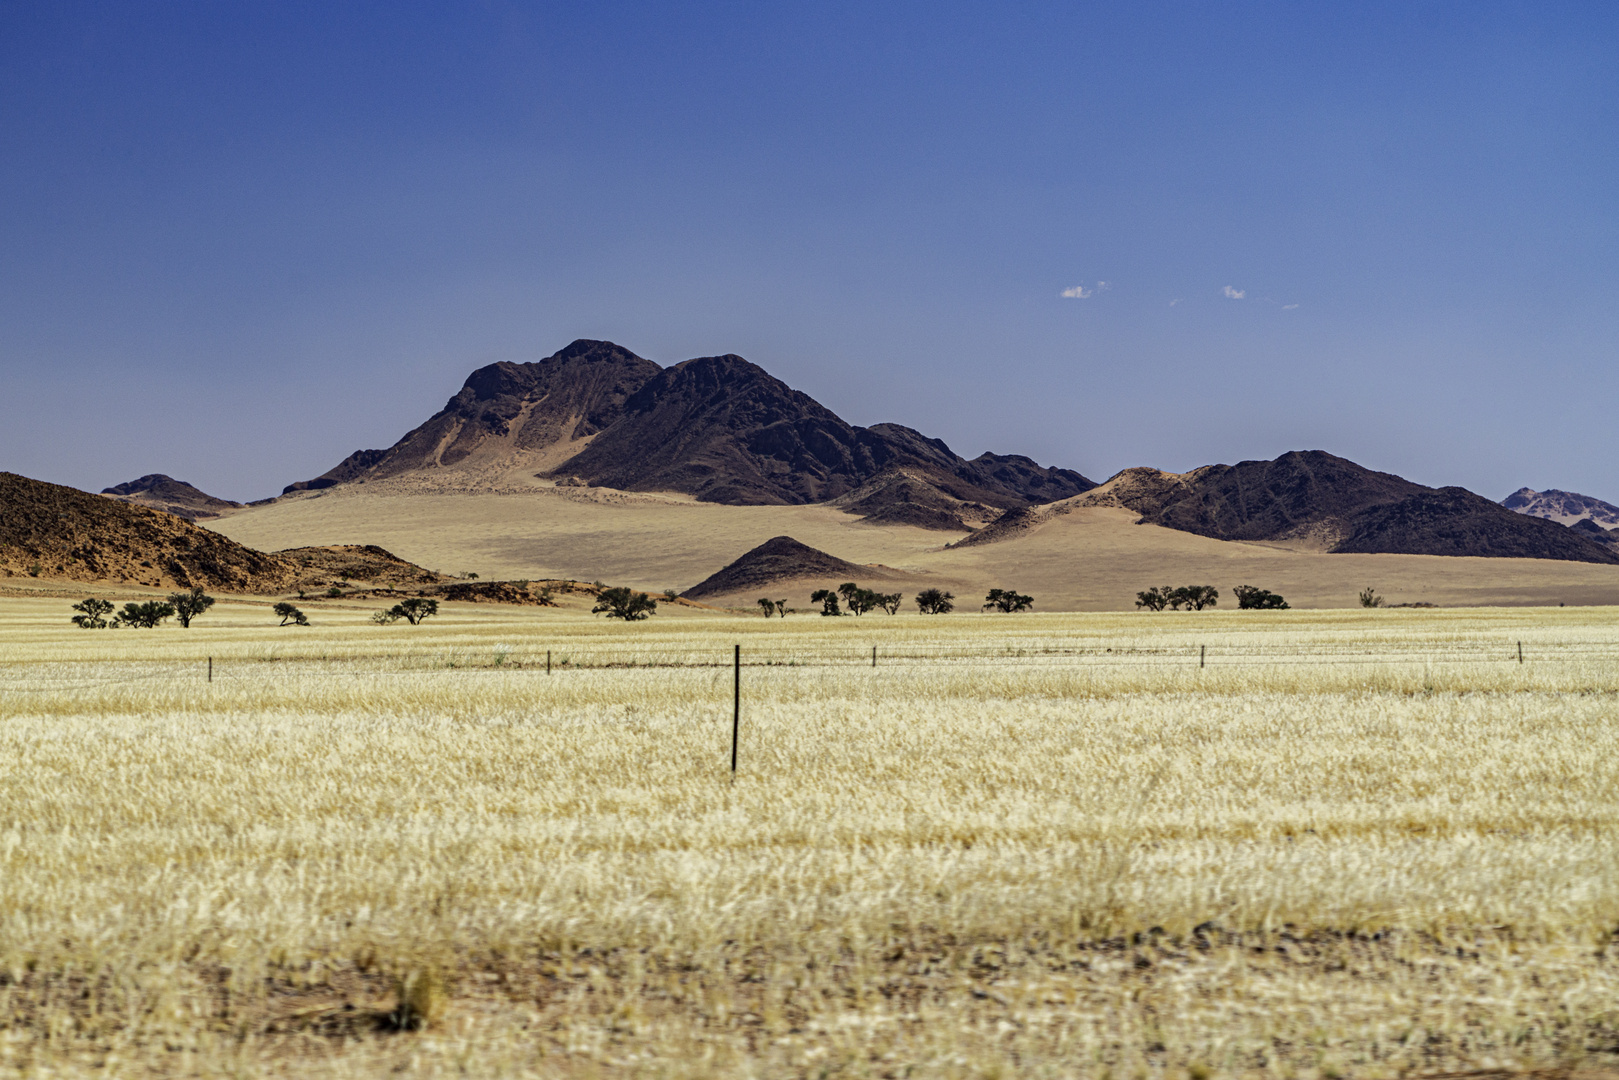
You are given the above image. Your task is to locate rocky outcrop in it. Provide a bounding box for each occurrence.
[681,535,905,600]
[1503,487,1619,528]
[101,475,242,520]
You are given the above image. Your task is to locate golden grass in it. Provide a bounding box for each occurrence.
[3,596,1619,1077]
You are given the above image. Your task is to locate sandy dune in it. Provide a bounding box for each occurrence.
[210,483,1619,610]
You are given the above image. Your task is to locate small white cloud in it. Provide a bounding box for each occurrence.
[1061,285,1093,299]
[1282,303,1299,310]
[1223,286,1245,299]
[1096,280,1112,291]
[1168,298,1183,307]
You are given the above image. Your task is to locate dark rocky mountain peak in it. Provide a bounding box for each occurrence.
[101,474,242,520]
[284,339,661,492]
[1070,450,1619,564]
[285,339,1095,513]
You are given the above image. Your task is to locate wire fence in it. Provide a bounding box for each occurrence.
[1,636,1615,695]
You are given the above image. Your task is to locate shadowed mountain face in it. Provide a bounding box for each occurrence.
[284,340,662,492]
[288,341,1094,513]
[101,475,241,520]
[1073,451,1619,564]
[1503,488,1619,528]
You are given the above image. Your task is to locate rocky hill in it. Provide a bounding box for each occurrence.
[2,472,298,590]
[682,535,908,600]
[285,339,662,492]
[973,451,1619,564]
[2,473,452,591]
[102,474,242,519]
[285,340,1093,518]
[1503,488,1619,528]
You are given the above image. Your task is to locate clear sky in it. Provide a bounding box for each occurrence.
[3,2,1616,503]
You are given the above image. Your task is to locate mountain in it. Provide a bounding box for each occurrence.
[681,535,908,600]
[971,451,1619,564]
[1502,488,1619,528]
[101,474,242,520]
[285,340,1095,520]
[3,472,298,589]
[2,472,451,591]
[284,340,662,492]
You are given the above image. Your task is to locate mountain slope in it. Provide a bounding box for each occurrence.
[284,339,662,492]
[971,451,1619,564]
[102,474,242,520]
[288,340,1095,513]
[3,472,297,589]
[1503,488,1619,527]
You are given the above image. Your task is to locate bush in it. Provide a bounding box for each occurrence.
[115,600,176,629]
[70,597,114,629]
[592,587,656,621]
[272,602,309,626]
[983,588,1034,613]
[809,589,843,616]
[371,608,401,625]
[1234,585,1289,610]
[1359,586,1384,608]
[326,586,343,598]
[389,598,439,625]
[915,588,954,615]
[169,587,216,628]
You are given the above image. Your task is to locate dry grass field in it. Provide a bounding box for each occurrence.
[4,594,1619,1077]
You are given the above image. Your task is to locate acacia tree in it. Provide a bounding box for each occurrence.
[915,588,954,615]
[273,602,309,626]
[878,592,903,615]
[389,597,440,625]
[809,588,843,616]
[115,600,176,628]
[773,599,788,618]
[169,587,216,628]
[1359,586,1384,608]
[71,597,114,629]
[592,587,657,621]
[983,588,1034,613]
[1135,586,1172,611]
[837,582,882,616]
[1233,585,1289,610]
[757,597,777,617]
[1169,585,1219,611]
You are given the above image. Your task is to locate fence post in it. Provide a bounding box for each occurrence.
[207,656,212,683]
[872,645,877,668]
[547,649,552,675]
[1518,641,1523,664]
[731,644,741,773]
[1200,645,1205,669]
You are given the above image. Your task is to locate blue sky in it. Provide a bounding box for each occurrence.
[2,2,1616,502]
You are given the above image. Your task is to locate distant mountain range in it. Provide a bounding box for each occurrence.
[77,338,1619,569]
[1502,488,1619,529]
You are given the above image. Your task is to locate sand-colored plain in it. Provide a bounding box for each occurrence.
[209,484,1619,609]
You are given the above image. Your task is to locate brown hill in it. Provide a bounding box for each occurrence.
[284,339,661,492]
[1062,451,1618,564]
[286,340,1094,512]
[681,535,907,600]
[1,473,454,592]
[2,472,297,590]
[273,545,444,587]
[101,474,242,520]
